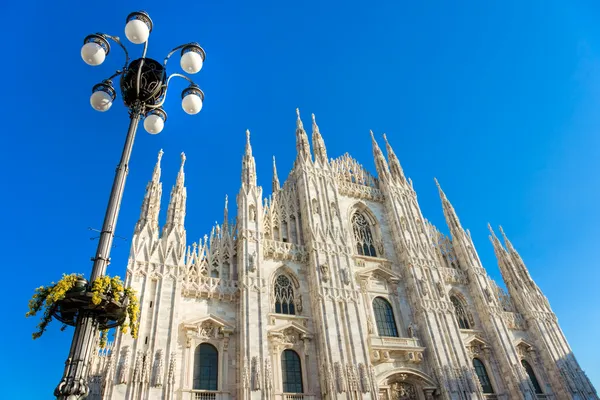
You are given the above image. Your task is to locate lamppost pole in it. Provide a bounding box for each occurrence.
[53,11,206,399]
[91,103,142,282]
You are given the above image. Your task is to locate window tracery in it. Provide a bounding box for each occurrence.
[352,211,378,257]
[274,275,296,315]
[450,295,471,329]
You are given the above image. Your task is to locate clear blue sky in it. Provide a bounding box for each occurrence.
[2,0,599,396]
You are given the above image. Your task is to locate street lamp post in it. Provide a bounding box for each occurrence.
[54,11,206,399]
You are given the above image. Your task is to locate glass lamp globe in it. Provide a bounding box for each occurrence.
[125,11,153,44]
[181,85,204,115]
[180,44,205,74]
[81,34,110,66]
[90,81,116,112]
[144,109,167,134]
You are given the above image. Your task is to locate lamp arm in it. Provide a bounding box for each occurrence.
[145,73,198,109]
[163,42,204,66]
[100,34,130,71]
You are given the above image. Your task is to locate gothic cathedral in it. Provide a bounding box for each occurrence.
[89,110,598,400]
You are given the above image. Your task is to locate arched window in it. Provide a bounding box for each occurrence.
[450,295,471,329]
[473,358,494,394]
[372,297,399,337]
[274,275,295,315]
[193,343,218,390]
[521,360,543,394]
[281,350,303,393]
[352,211,377,257]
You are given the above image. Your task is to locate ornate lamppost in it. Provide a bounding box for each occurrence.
[53,11,206,399]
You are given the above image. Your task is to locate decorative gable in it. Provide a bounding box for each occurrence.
[464,335,491,358]
[182,314,234,347]
[267,322,312,350]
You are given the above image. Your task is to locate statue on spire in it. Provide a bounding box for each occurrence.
[272,156,280,193]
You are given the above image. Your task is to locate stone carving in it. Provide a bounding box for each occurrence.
[295,294,303,312]
[419,279,429,297]
[262,239,307,262]
[248,252,256,272]
[346,363,359,392]
[367,317,375,334]
[407,322,417,338]
[334,361,347,392]
[462,366,477,393]
[341,267,351,286]
[390,382,417,400]
[242,357,250,389]
[282,328,299,344]
[102,352,115,394]
[198,321,219,339]
[436,281,445,297]
[370,365,378,394]
[152,349,164,387]
[132,351,143,384]
[251,356,262,391]
[483,288,492,303]
[118,346,131,384]
[141,350,151,384]
[324,363,336,395]
[264,357,273,390]
[320,264,330,282]
[358,363,369,393]
[167,352,176,386]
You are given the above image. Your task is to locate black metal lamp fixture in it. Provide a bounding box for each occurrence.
[80,10,205,133]
[53,11,206,399]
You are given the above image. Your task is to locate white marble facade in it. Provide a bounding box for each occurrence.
[89,111,598,400]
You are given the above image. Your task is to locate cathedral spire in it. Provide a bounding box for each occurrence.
[135,149,163,234]
[382,133,406,184]
[223,194,229,228]
[488,223,524,288]
[295,108,312,163]
[311,113,328,165]
[499,226,537,289]
[241,129,257,187]
[163,152,187,234]
[272,156,280,193]
[370,130,390,181]
[435,178,464,236]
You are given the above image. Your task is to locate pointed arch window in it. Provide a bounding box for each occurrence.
[372,297,399,337]
[281,350,303,393]
[450,295,471,329]
[473,358,494,394]
[274,275,296,315]
[193,343,218,390]
[521,360,543,394]
[352,211,377,257]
